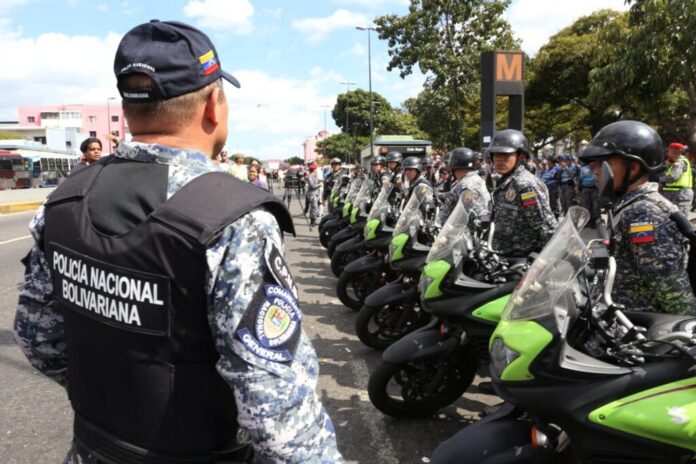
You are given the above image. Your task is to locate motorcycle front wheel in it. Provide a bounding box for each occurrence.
[336,268,384,311]
[368,355,476,419]
[330,250,362,277]
[355,301,430,350]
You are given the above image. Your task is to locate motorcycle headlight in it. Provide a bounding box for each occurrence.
[490,338,520,379]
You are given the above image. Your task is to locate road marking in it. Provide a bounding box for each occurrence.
[349,359,399,464]
[0,235,32,246]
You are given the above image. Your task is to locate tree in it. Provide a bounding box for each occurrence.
[378,108,429,139]
[315,132,369,164]
[333,89,392,136]
[375,0,519,148]
[284,156,303,166]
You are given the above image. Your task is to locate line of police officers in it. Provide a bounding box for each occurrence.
[11,18,696,464]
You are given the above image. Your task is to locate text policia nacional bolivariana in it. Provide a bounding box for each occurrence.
[52,250,165,327]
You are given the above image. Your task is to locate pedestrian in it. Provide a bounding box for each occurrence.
[558,155,578,215]
[489,129,557,256]
[247,164,267,190]
[216,149,231,170]
[71,137,102,174]
[577,160,600,227]
[435,167,450,198]
[438,147,492,226]
[229,153,247,180]
[304,163,322,225]
[659,142,693,215]
[541,157,561,217]
[581,120,696,315]
[14,19,342,463]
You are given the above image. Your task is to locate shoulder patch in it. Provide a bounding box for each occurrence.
[264,240,298,298]
[520,191,538,207]
[629,222,655,244]
[505,188,516,202]
[462,189,474,206]
[236,285,302,363]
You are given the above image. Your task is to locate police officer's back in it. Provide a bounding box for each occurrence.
[488,129,557,256]
[13,20,342,464]
[580,121,696,315]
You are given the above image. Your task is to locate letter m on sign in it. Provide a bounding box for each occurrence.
[496,53,522,81]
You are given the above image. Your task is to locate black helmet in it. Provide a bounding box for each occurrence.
[371,155,386,165]
[449,147,476,169]
[580,120,663,172]
[330,157,341,165]
[486,129,530,156]
[402,156,422,172]
[443,152,452,164]
[385,151,403,164]
[422,157,434,168]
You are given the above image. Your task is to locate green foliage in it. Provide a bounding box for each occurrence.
[375,0,519,148]
[379,107,429,140]
[315,132,369,164]
[333,89,392,136]
[0,130,27,140]
[284,156,304,166]
[590,0,696,145]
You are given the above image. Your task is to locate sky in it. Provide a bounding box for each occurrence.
[0,0,629,160]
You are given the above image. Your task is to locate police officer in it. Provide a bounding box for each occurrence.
[580,121,696,315]
[385,150,404,193]
[559,155,578,215]
[542,156,561,217]
[370,155,390,187]
[403,156,431,201]
[489,129,557,256]
[13,20,342,463]
[322,157,342,207]
[423,156,437,185]
[438,147,492,226]
[577,160,600,227]
[659,142,693,215]
[305,162,322,226]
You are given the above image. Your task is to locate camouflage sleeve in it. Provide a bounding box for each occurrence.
[621,212,696,315]
[13,204,68,387]
[659,160,685,183]
[517,182,557,250]
[206,208,342,463]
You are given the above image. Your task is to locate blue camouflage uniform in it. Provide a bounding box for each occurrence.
[541,163,561,216]
[14,141,343,464]
[438,171,492,226]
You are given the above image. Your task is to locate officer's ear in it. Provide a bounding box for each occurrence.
[203,83,226,129]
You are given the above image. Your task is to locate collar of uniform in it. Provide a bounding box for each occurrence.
[114,141,215,170]
[613,182,658,212]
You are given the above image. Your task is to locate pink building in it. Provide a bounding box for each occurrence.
[303,130,330,163]
[17,103,126,154]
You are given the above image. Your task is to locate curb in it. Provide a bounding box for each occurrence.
[0,201,43,214]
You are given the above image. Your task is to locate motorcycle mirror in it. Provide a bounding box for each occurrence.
[566,205,590,230]
[597,161,616,208]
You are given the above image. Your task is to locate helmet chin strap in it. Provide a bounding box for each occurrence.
[616,160,643,196]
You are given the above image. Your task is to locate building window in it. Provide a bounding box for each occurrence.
[111,115,119,122]
[88,115,96,123]
[27,116,35,123]
[66,141,72,148]
[111,130,120,137]
[89,131,97,137]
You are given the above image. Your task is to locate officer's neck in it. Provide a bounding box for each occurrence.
[132,133,216,158]
[626,177,648,192]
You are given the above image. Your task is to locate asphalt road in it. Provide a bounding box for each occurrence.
[0,203,497,464]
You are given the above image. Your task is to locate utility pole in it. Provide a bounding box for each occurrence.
[320,105,331,161]
[339,81,356,164]
[356,26,375,159]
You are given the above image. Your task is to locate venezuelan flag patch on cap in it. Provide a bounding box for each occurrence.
[629,222,655,244]
[520,191,538,207]
[199,50,219,76]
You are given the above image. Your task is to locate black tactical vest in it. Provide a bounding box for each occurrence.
[42,158,294,463]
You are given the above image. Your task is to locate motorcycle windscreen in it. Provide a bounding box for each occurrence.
[392,184,432,239]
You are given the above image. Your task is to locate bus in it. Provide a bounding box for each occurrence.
[0,144,79,188]
[0,149,29,190]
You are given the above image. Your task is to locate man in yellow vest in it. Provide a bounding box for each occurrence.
[659,142,693,215]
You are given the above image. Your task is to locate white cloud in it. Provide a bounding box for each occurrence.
[0,22,121,119]
[506,0,630,55]
[292,9,369,45]
[0,0,29,13]
[183,0,254,34]
[97,3,109,12]
[339,42,366,58]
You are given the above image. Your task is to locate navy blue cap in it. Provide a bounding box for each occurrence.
[114,20,240,101]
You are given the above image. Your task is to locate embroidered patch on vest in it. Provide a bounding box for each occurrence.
[629,222,655,244]
[462,190,474,206]
[520,191,538,207]
[236,285,302,363]
[505,188,516,202]
[264,240,298,298]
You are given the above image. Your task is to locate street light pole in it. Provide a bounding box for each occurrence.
[356,26,375,159]
[320,105,331,162]
[339,81,356,164]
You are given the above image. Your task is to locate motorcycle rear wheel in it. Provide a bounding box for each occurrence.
[368,356,476,419]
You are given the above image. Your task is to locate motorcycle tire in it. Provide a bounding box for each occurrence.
[319,224,334,248]
[330,250,361,278]
[336,268,383,311]
[368,356,476,419]
[355,301,430,350]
